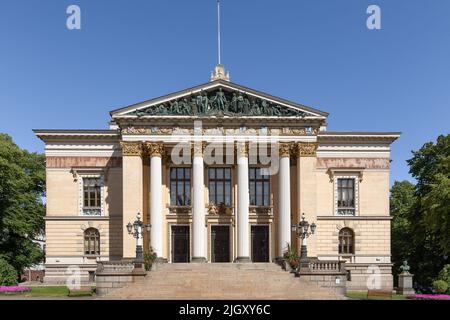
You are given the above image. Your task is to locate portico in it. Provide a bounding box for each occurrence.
[120,138,316,263]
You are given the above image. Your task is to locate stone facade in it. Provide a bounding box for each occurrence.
[34,79,400,291]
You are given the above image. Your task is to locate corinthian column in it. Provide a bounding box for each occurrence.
[146,142,165,261]
[236,142,250,262]
[278,142,292,258]
[192,142,207,262]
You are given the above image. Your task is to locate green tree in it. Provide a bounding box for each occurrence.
[393,134,450,286]
[0,133,45,279]
[390,180,416,283]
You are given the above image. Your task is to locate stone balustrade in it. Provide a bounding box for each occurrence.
[308,260,346,273]
[297,259,347,295]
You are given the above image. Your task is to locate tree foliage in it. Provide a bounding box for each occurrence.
[0,258,18,286]
[0,133,45,278]
[391,134,450,286]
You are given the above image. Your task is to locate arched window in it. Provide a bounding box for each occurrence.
[84,228,100,255]
[338,228,354,254]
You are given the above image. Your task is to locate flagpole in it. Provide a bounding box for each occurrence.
[217,0,221,65]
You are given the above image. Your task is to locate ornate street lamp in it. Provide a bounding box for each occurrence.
[292,213,316,268]
[126,213,151,269]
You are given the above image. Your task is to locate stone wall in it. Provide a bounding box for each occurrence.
[96,261,146,296]
[345,263,393,291]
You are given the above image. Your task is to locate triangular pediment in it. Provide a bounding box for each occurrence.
[110,80,328,119]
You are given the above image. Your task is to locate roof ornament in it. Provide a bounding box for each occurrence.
[210,1,230,82]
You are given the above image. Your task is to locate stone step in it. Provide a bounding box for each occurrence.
[102,263,345,300]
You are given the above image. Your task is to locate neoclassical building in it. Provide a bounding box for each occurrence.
[35,66,400,290]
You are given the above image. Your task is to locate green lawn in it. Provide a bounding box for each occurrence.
[0,286,95,298]
[346,291,408,300]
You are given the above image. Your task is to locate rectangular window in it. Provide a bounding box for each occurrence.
[249,167,271,206]
[82,178,102,216]
[337,178,355,215]
[170,168,191,206]
[208,167,232,206]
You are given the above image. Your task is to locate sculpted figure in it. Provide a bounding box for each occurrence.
[196,93,204,114]
[236,93,245,114]
[272,105,282,116]
[230,92,238,113]
[212,88,227,111]
[261,100,271,115]
[202,91,210,113]
[400,260,411,274]
[190,97,198,115]
[179,98,191,115]
[243,96,251,115]
[169,100,180,114]
[158,104,168,115]
[250,99,261,115]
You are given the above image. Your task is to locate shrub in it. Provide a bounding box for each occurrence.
[283,244,298,262]
[0,259,18,286]
[144,248,157,271]
[432,280,449,294]
[437,264,450,291]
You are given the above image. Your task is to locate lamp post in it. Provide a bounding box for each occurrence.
[292,213,316,269]
[126,212,151,269]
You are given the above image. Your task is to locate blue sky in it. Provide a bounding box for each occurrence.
[1,0,449,185]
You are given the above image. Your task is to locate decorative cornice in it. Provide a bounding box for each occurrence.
[120,141,143,157]
[297,142,318,157]
[144,142,165,158]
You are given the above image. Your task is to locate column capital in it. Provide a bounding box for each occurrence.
[235,141,249,157]
[144,142,165,158]
[296,142,319,157]
[120,141,143,157]
[279,142,294,158]
[191,141,207,157]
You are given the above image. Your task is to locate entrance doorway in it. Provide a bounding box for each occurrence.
[251,225,270,262]
[211,226,230,262]
[171,226,190,263]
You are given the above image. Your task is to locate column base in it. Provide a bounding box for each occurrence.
[234,257,251,263]
[273,257,286,267]
[191,257,207,263]
[155,257,168,264]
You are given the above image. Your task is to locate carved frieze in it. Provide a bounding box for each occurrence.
[207,203,232,216]
[281,127,319,136]
[317,158,390,170]
[46,157,122,168]
[120,141,143,157]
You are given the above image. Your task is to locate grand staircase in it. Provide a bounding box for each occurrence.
[103,263,345,300]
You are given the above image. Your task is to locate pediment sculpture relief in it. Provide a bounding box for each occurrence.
[130,89,308,117]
